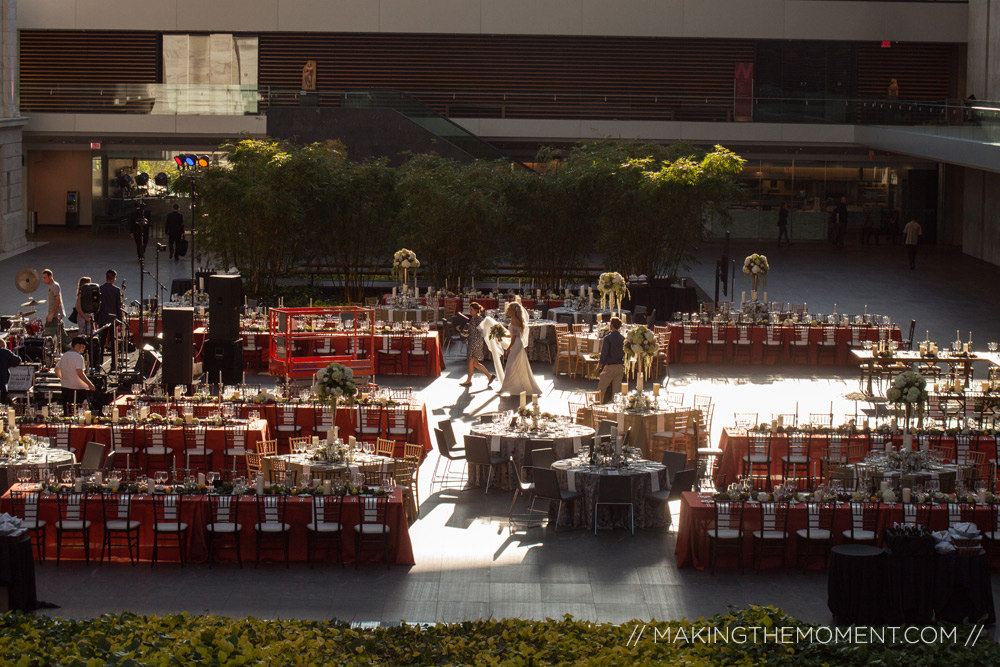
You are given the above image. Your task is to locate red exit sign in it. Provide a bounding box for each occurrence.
[881,41,891,48]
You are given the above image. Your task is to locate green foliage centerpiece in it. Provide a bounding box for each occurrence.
[742,253,769,301]
[313,362,357,417]
[597,272,629,319]
[488,323,508,343]
[622,325,659,391]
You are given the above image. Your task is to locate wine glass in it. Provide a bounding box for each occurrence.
[154,471,169,487]
[61,469,74,485]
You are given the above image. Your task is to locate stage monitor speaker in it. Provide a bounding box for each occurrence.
[208,275,242,341]
[80,283,101,314]
[161,307,194,386]
[203,339,242,384]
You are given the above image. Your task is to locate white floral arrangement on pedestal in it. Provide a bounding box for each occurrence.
[597,272,629,317]
[313,362,357,412]
[887,370,928,427]
[622,325,659,380]
[742,253,769,299]
[392,248,420,284]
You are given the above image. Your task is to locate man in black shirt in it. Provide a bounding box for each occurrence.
[129,202,150,260]
[97,269,124,347]
[165,204,185,261]
[596,317,626,403]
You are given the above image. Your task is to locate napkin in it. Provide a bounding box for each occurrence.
[0,513,22,533]
[649,470,660,493]
[490,436,502,453]
[566,470,577,493]
[949,523,981,539]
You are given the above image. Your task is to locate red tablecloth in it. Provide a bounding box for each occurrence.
[716,429,999,488]
[667,325,901,365]
[0,487,414,565]
[381,295,565,312]
[110,400,433,457]
[19,420,269,472]
[128,317,206,346]
[675,492,995,570]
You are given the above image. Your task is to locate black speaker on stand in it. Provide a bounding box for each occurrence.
[209,275,242,341]
[203,339,242,385]
[161,307,194,388]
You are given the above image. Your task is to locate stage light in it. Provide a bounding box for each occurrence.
[117,173,133,188]
[135,172,150,186]
[174,156,184,167]
[154,172,170,187]
[184,155,196,167]
[196,155,210,168]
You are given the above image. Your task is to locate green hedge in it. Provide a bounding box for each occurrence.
[1,606,996,666]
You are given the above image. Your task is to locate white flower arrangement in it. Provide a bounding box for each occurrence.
[392,248,420,282]
[886,372,928,426]
[313,440,347,464]
[622,325,659,378]
[313,362,357,409]
[597,272,629,316]
[624,391,656,413]
[742,253,769,278]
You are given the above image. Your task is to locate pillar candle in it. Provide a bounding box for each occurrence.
[334,426,340,440]
[536,289,541,299]
[74,478,83,493]
[979,489,987,504]
[256,474,265,495]
[7,408,14,426]
[85,410,92,425]
[902,488,911,503]
[771,419,778,433]
[94,472,103,485]
[392,287,397,297]
[349,436,356,448]
[323,479,331,495]
[621,382,629,395]
[111,407,119,423]
[197,472,206,486]
[653,383,660,397]
[184,412,193,425]
[777,415,784,428]
[327,428,335,444]
[519,392,526,409]
[41,405,49,419]
[880,480,889,492]
[312,436,319,446]
[532,394,538,406]
[174,386,182,400]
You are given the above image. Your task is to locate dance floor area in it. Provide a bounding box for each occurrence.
[10,228,1000,626]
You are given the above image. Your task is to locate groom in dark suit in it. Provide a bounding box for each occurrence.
[596,317,625,403]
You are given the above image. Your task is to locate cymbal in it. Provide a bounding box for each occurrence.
[15,268,39,294]
[16,309,35,318]
[20,297,45,307]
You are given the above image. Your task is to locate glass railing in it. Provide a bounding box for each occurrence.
[340,89,515,163]
[19,83,262,115]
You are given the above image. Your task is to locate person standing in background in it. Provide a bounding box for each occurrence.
[165,204,185,261]
[834,196,848,247]
[129,202,150,261]
[41,269,65,345]
[596,317,626,403]
[97,269,124,347]
[776,202,791,247]
[903,218,923,270]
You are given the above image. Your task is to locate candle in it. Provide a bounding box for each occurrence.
[256,474,264,495]
[41,405,48,419]
[621,382,629,395]
[197,472,206,486]
[969,332,973,344]
[184,412,193,425]
[392,287,397,297]
[957,329,960,342]
[174,386,181,400]
[140,406,149,420]
[323,479,331,495]
[979,489,987,504]
[536,289,541,299]
[610,426,618,442]
[7,408,14,426]
[111,407,119,423]
[532,394,538,406]
[327,428,335,444]
[94,471,103,485]
[902,488,911,503]
[902,433,913,451]
[814,490,823,501]
[74,478,83,493]
[580,285,585,298]
[771,419,778,433]
[864,305,868,315]
[653,383,660,397]
[519,392,526,409]
[312,436,319,446]
[349,436,356,447]
[334,426,339,440]
[85,410,92,425]
[777,415,783,428]
[833,304,837,315]
[880,481,889,492]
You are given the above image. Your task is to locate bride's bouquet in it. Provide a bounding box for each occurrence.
[488,323,508,343]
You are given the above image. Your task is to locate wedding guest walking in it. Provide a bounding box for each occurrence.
[903,218,922,270]
[596,317,626,403]
[459,302,495,387]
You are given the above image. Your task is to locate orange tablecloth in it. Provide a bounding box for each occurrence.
[675,492,995,570]
[19,420,269,472]
[1,487,414,565]
[667,324,901,365]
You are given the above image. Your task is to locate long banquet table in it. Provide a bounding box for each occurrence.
[18,420,270,472]
[716,428,1000,489]
[1,485,414,565]
[667,324,902,365]
[110,400,433,457]
[675,491,998,571]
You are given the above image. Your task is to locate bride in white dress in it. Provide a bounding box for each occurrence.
[496,302,542,396]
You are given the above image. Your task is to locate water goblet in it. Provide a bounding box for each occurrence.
[61,469,74,485]
[154,471,169,486]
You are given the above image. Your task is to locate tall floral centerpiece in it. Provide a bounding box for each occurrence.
[622,325,659,392]
[597,272,629,319]
[742,253,769,301]
[313,362,357,418]
[392,248,420,295]
[887,370,928,430]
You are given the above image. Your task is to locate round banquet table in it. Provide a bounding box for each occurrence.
[468,421,596,491]
[548,307,630,325]
[0,447,76,495]
[374,306,435,323]
[551,456,670,530]
[579,403,701,460]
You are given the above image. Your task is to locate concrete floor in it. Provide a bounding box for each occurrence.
[9,228,1000,625]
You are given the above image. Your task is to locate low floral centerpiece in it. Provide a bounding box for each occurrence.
[887,370,928,428]
[313,440,347,464]
[314,362,357,413]
[597,272,629,319]
[623,391,656,414]
[742,253,769,300]
[622,325,659,388]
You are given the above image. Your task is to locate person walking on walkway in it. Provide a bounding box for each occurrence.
[165,204,185,260]
[776,202,791,247]
[903,218,922,270]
